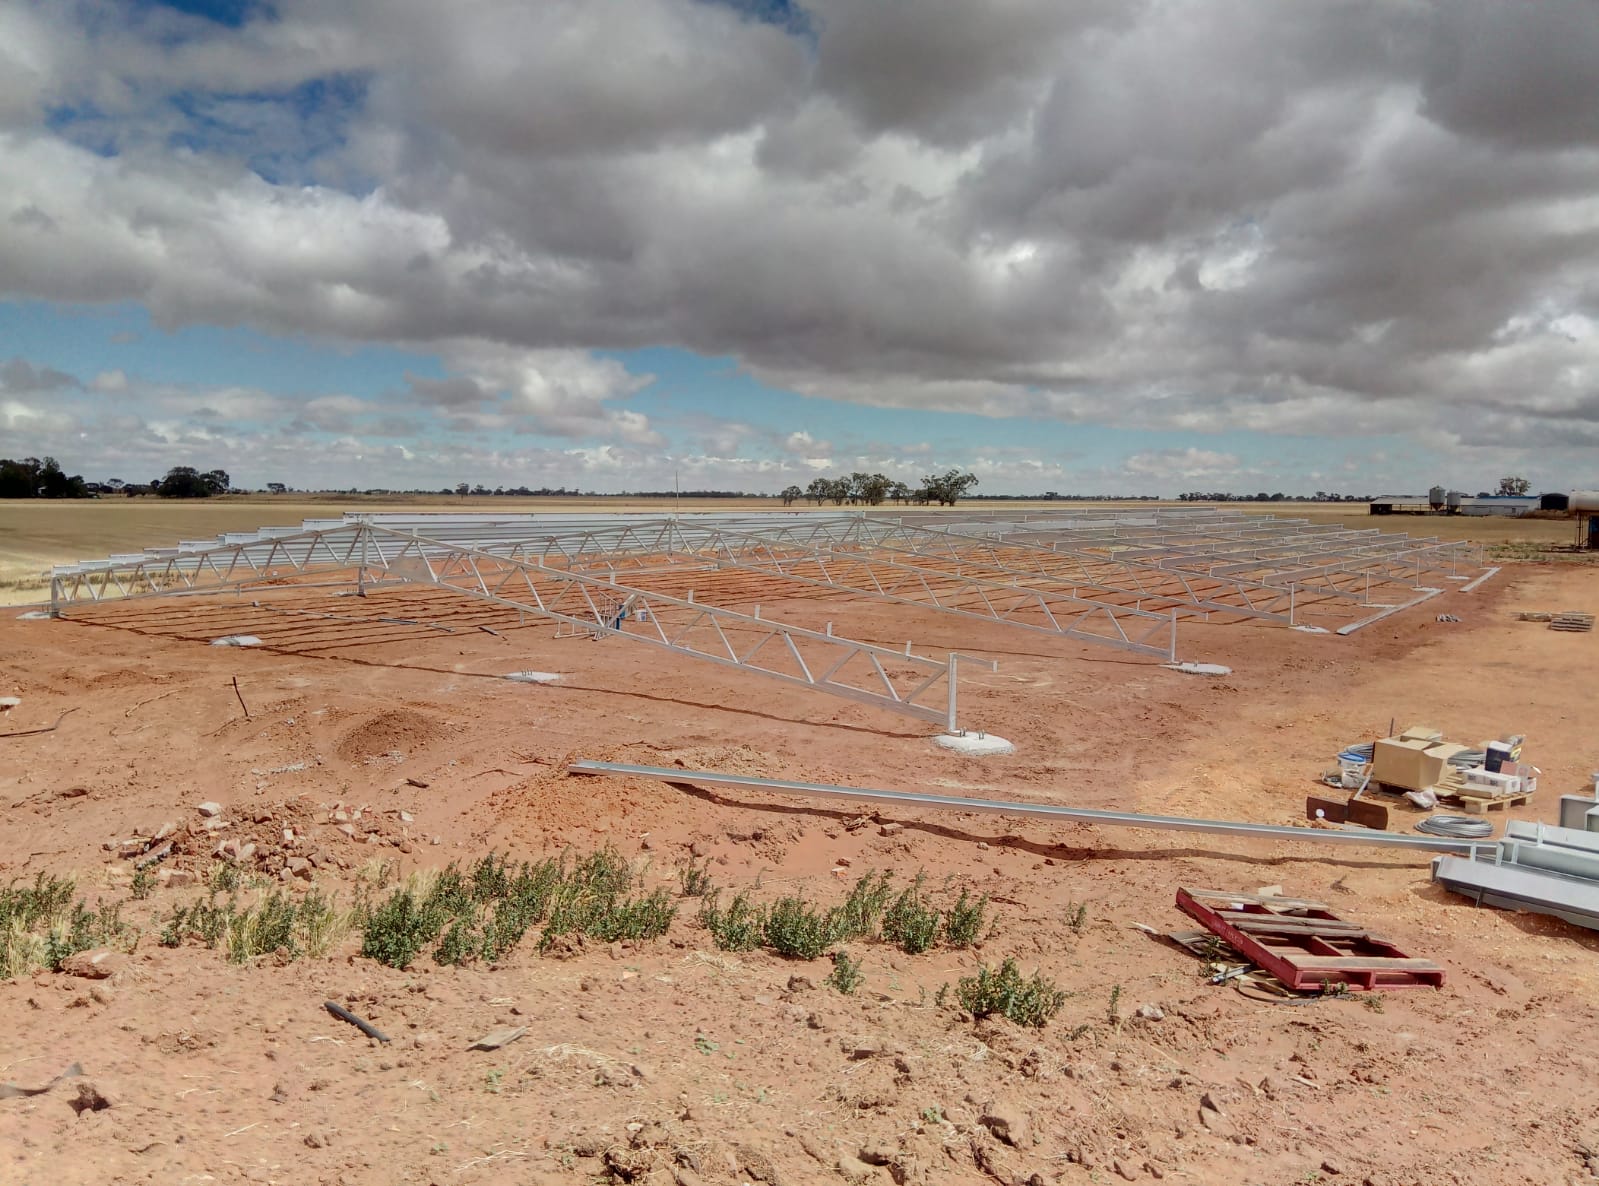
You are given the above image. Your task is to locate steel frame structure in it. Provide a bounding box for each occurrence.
[45,506,1490,729]
[49,523,974,729]
[920,516,1480,603]
[501,517,1182,658]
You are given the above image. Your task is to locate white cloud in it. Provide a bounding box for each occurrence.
[1123,447,1243,482]
[1,0,1597,491]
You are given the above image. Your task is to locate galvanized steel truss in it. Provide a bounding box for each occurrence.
[49,523,967,729]
[515,518,1181,659]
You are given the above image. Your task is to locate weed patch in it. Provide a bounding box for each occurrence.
[825,950,864,995]
[950,958,1067,1028]
[163,888,349,964]
[942,889,988,947]
[358,848,674,969]
[1,874,132,979]
[698,891,766,952]
[882,877,940,955]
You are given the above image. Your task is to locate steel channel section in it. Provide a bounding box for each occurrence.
[1334,587,1443,635]
[568,760,1488,856]
[1432,855,1599,932]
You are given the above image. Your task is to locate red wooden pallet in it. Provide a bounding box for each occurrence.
[1176,887,1444,991]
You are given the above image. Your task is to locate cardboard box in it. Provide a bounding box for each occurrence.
[1400,725,1443,743]
[1461,767,1524,797]
[1372,737,1449,791]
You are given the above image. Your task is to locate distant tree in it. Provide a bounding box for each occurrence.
[889,481,912,504]
[1496,475,1531,497]
[203,469,231,495]
[921,468,979,506]
[154,466,215,498]
[849,472,892,506]
[805,477,829,506]
[0,456,89,499]
[266,482,287,494]
[824,477,852,505]
[781,484,803,506]
[455,482,470,499]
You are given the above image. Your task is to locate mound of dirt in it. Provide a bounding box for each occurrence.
[334,708,445,764]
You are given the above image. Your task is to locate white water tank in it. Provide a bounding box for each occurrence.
[1568,491,1599,514]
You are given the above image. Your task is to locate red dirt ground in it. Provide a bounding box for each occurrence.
[2,560,1598,1186]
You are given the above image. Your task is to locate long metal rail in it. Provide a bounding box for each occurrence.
[566,760,1488,855]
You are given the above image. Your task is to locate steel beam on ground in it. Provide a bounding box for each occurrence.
[567,760,1489,856]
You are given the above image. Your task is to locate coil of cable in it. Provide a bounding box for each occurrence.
[1414,815,1493,839]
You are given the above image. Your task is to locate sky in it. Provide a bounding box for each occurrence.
[1,1,1597,496]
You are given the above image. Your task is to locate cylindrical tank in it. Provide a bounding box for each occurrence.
[1428,485,1446,511]
[1567,491,1599,514]
[1446,490,1463,511]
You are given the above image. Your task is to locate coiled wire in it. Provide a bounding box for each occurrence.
[1415,815,1493,839]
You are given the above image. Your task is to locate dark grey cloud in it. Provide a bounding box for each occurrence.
[0,356,80,391]
[0,0,1596,479]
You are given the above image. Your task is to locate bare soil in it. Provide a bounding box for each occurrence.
[2,560,1599,1185]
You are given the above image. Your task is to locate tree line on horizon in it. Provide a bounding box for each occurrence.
[780,468,980,507]
[0,456,1541,504]
[0,461,232,499]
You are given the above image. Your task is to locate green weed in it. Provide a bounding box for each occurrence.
[678,861,715,897]
[825,950,865,995]
[828,871,894,941]
[764,896,834,959]
[951,958,1068,1028]
[130,864,156,901]
[698,891,766,952]
[882,875,940,955]
[359,848,671,968]
[942,889,989,948]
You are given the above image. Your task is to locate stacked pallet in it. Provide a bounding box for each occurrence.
[1550,611,1594,632]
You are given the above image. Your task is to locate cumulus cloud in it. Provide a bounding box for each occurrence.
[1,0,1597,487]
[1123,448,1243,482]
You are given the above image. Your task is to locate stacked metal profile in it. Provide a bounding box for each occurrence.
[1432,808,1599,931]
